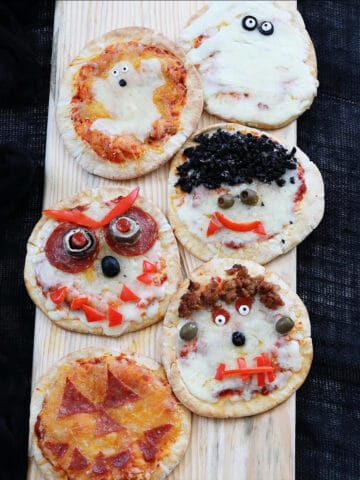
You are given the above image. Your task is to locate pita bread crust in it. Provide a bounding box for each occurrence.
[56,27,203,180]
[168,123,324,263]
[24,186,181,336]
[30,347,191,480]
[162,258,312,418]
[180,2,318,130]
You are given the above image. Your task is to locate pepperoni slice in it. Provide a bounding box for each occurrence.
[68,448,89,471]
[45,223,99,273]
[104,207,158,256]
[94,410,124,437]
[139,440,157,462]
[45,441,68,458]
[93,452,107,474]
[144,424,172,445]
[109,450,131,468]
[102,369,139,408]
[58,378,98,418]
[34,415,44,440]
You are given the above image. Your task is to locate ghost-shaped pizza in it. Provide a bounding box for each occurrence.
[25,187,180,336]
[162,258,312,417]
[179,1,318,129]
[57,27,203,179]
[30,348,190,479]
[168,123,324,264]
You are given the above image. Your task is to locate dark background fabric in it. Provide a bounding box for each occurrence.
[0,1,358,479]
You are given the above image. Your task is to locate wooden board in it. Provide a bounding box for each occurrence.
[27,1,297,479]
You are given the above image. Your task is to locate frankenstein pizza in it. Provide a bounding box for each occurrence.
[57,27,203,180]
[162,258,312,418]
[168,123,324,264]
[179,1,318,129]
[30,348,190,479]
[24,187,180,336]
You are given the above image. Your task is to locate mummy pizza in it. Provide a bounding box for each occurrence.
[24,187,181,336]
[30,348,190,479]
[179,1,318,129]
[162,259,312,418]
[168,123,324,264]
[57,27,203,180]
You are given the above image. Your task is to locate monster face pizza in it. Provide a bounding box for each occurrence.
[162,258,312,418]
[30,349,190,479]
[25,187,180,336]
[179,1,318,129]
[168,123,324,264]
[56,27,203,180]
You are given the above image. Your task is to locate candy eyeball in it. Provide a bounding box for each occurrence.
[111,69,119,77]
[121,64,129,73]
[212,308,230,326]
[242,15,258,31]
[235,297,253,316]
[259,21,274,36]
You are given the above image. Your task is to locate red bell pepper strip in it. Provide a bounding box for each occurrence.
[43,187,140,228]
[82,304,106,322]
[256,355,266,386]
[49,286,67,304]
[214,212,267,235]
[137,273,153,285]
[108,307,123,327]
[260,353,275,383]
[206,215,223,237]
[214,359,274,381]
[120,285,140,302]
[70,297,88,310]
[237,358,250,382]
[142,260,157,273]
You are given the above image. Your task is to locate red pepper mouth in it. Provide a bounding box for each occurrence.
[214,355,275,385]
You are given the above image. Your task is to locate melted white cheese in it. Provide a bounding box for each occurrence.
[180,1,318,125]
[175,168,300,248]
[177,297,303,402]
[31,214,170,335]
[90,59,165,141]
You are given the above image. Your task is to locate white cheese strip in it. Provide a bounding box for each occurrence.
[180,1,318,125]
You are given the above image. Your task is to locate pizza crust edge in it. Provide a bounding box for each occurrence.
[29,347,192,480]
[56,26,203,180]
[161,258,313,418]
[24,186,181,336]
[168,122,324,264]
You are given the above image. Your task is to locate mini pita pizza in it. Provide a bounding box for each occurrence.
[168,123,324,264]
[24,187,181,336]
[179,1,318,129]
[30,348,191,480]
[162,258,312,418]
[57,27,203,180]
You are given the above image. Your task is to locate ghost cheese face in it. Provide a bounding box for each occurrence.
[91,59,165,141]
[180,1,319,128]
[168,124,324,264]
[162,259,313,418]
[56,27,203,180]
[25,188,180,337]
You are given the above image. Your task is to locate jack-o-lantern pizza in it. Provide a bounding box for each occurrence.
[162,258,312,418]
[179,0,318,129]
[30,348,191,480]
[56,27,203,180]
[168,123,324,264]
[24,186,181,336]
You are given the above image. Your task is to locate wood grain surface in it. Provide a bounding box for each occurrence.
[27,2,297,479]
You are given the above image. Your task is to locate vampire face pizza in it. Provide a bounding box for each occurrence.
[25,187,180,336]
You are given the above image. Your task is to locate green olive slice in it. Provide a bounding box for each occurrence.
[218,194,235,209]
[275,316,294,334]
[240,189,259,206]
[179,322,198,341]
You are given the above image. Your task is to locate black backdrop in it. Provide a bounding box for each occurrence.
[0,1,358,479]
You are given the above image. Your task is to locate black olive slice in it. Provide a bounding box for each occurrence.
[259,21,274,36]
[242,15,258,31]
